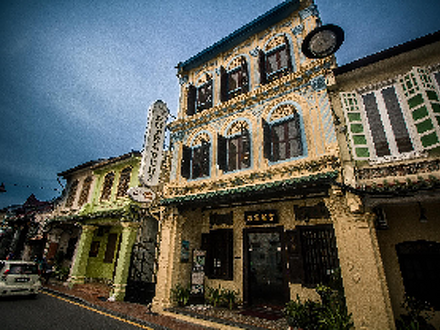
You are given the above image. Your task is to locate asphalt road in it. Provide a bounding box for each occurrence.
[0,292,148,330]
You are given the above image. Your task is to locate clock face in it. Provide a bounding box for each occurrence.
[309,30,337,57]
[302,24,344,59]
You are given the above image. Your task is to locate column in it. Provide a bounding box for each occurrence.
[152,207,180,312]
[68,225,96,286]
[325,189,395,330]
[112,222,139,301]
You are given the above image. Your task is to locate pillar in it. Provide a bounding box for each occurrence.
[111,222,139,301]
[325,189,395,330]
[68,225,96,286]
[152,207,181,312]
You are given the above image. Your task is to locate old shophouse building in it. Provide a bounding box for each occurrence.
[329,30,440,328]
[153,0,350,322]
[47,151,161,302]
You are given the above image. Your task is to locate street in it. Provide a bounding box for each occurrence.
[0,292,153,330]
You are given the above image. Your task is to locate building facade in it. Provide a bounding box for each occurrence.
[153,0,351,318]
[46,151,161,302]
[329,31,440,328]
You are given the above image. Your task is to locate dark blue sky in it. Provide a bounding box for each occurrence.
[1,0,440,208]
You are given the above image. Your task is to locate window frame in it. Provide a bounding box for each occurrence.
[359,85,418,162]
[181,140,211,180]
[264,114,305,163]
[196,79,213,112]
[265,44,291,83]
[203,229,233,280]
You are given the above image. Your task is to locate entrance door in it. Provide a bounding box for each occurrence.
[244,227,287,306]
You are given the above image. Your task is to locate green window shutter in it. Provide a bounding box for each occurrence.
[340,92,370,159]
[399,68,440,149]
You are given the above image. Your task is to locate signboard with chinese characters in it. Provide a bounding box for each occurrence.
[127,187,155,204]
[139,100,169,186]
[245,210,278,225]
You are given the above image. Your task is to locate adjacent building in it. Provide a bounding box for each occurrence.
[329,30,440,328]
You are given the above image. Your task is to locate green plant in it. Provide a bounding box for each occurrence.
[221,288,239,310]
[54,266,70,281]
[171,284,190,307]
[205,286,222,307]
[284,271,354,330]
[395,296,435,330]
[284,295,322,330]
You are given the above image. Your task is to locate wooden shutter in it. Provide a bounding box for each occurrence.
[241,57,249,93]
[262,118,272,161]
[220,66,228,102]
[217,134,227,171]
[181,145,192,179]
[201,233,212,277]
[201,141,211,177]
[283,35,293,73]
[258,50,266,85]
[285,229,304,284]
[104,233,118,263]
[340,92,370,159]
[186,84,196,116]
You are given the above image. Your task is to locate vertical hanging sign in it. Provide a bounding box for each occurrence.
[139,100,169,187]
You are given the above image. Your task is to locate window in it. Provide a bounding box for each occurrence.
[218,123,251,172]
[89,241,100,257]
[100,172,114,201]
[396,241,440,310]
[220,57,249,101]
[259,35,292,84]
[197,80,213,112]
[186,78,213,116]
[181,139,211,180]
[65,180,79,208]
[286,225,340,286]
[341,66,440,162]
[116,167,132,198]
[263,114,304,162]
[362,86,414,158]
[78,176,93,207]
[202,229,233,280]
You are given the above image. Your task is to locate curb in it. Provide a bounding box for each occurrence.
[167,307,269,330]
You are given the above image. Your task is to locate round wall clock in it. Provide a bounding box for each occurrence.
[302,24,344,59]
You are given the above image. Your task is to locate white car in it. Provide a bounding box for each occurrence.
[0,260,42,297]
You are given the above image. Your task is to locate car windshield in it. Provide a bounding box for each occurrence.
[9,264,38,275]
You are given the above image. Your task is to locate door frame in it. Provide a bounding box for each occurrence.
[243,226,289,306]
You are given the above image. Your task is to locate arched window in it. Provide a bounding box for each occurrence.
[217,120,251,172]
[117,167,132,197]
[78,176,93,207]
[220,56,249,102]
[396,240,440,310]
[259,34,293,84]
[100,172,115,201]
[181,133,211,180]
[65,180,79,208]
[263,104,305,162]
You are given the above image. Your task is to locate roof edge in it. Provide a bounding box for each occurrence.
[334,30,440,76]
[178,0,300,73]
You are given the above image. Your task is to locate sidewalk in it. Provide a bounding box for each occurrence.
[42,282,287,330]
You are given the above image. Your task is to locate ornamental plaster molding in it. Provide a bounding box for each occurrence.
[166,155,339,198]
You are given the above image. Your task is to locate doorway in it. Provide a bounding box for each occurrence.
[244,227,287,306]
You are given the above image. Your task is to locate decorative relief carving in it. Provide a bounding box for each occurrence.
[355,159,440,181]
[167,155,339,197]
[270,104,297,121]
[227,120,249,135]
[169,58,333,133]
[292,24,304,36]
